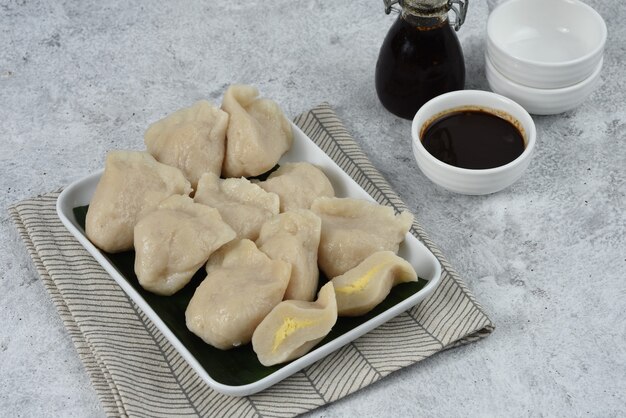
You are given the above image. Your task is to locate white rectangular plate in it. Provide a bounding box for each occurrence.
[56,121,442,396]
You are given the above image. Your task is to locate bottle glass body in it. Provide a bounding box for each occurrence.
[375,12,465,120]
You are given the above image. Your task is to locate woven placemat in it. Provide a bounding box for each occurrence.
[9,104,494,417]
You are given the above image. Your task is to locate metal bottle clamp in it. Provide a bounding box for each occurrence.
[382,0,469,31]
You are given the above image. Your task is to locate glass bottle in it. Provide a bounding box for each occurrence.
[375,0,469,120]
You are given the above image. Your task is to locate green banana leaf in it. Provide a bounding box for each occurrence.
[74,205,427,386]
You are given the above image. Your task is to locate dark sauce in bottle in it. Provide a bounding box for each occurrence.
[422,110,525,169]
[375,16,465,120]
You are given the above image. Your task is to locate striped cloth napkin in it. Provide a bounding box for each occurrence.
[9,104,494,417]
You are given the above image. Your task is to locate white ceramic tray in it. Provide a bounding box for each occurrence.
[56,121,442,396]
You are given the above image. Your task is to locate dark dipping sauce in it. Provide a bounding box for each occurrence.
[422,110,525,169]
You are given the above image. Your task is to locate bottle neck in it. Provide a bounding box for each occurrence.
[401,0,450,27]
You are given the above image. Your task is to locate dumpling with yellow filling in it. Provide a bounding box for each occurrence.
[133,195,236,296]
[332,251,417,316]
[194,172,279,241]
[186,240,291,350]
[257,162,335,212]
[256,209,321,301]
[221,84,293,177]
[311,197,413,278]
[85,151,192,253]
[252,282,337,366]
[144,100,229,189]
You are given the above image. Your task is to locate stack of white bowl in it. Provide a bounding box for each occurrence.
[485,0,606,115]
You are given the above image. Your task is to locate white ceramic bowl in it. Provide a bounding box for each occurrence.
[485,52,603,115]
[411,90,536,195]
[487,0,606,89]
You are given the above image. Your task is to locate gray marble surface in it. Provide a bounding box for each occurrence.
[1,0,624,416]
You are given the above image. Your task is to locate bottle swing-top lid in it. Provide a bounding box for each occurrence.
[383,0,469,31]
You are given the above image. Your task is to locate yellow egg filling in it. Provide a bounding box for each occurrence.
[335,263,389,294]
[272,317,316,352]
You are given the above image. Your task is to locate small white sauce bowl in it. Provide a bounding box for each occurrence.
[411,90,536,195]
[485,53,603,115]
[487,0,606,89]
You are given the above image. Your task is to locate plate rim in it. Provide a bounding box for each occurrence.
[55,121,442,396]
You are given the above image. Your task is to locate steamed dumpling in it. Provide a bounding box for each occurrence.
[252,282,337,366]
[144,100,229,188]
[186,240,291,350]
[256,210,321,301]
[221,84,293,177]
[258,163,335,212]
[311,197,413,278]
[332,251,417,316]
[194,172,279,240]
[133,195,236,296]
[85,151,192,253]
